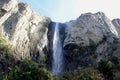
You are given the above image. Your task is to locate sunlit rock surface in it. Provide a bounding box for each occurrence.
[64,12,118,47]
[112,19,120,38]
[63,12,120,70]
[0,0,51,60]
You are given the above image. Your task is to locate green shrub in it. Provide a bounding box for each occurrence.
[109,56,119,65]
[0,37,13,78]
[98,60,115,80]
[53,67,105,80]
[1,75,9,80]
[7,60,53,80]
[0,37,11,55]
[89,39,97,54]
[76,67,94,80]
[62,72,72,80]
[40,54,46,64]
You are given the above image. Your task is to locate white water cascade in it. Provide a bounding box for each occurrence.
[52,23,63,75]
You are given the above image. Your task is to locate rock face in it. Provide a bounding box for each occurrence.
[64,12,118,47]
[0,0,51,61]
[0,0,120,72]
[63,12,120,71]
[112,19,120,63]
[112,19,120,38]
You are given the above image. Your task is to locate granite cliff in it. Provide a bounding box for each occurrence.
[0,0,120,71]
[63,12,120,70]
[0,0,50,61]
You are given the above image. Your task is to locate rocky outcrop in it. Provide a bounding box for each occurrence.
[64,12,118,47]
[63,12,120,70]
[112,19,120,38]
[0,0,51,60]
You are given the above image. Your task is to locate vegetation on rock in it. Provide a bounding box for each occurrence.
[53,59,120,80]
[1,60,53,80]
[0,37,11,56]
[98,60,115,80]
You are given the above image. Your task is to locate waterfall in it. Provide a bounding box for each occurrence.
[52,23,63,75]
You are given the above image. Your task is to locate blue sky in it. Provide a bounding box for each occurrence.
[19,0,120,22]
